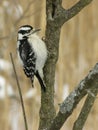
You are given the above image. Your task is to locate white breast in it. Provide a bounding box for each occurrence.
[28,35,47,71]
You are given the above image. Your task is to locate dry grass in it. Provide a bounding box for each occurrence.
[0,0,98,130]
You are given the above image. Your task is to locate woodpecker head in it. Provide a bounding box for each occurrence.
[18,25,40,40]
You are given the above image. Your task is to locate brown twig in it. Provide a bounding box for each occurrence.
[10,52,28,130]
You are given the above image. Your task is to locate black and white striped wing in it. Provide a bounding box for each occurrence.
[23,51,36,78]
[19,39,36,85]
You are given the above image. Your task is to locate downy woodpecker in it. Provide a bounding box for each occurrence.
[17,25,47,91]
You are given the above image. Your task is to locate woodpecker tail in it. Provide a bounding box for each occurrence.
[35,71,46,92]
[30,77,34,88]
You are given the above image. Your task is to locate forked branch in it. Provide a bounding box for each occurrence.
[48,63,98,130]
[73,88,98,130]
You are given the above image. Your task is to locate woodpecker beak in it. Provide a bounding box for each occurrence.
[32,28,41,34]
[26,28,41,37]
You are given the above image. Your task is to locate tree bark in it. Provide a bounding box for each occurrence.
[48,63,98,130]
[38,0,94,130]
[38,18,61,130]
[73,88,98,130]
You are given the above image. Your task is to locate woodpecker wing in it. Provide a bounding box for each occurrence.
[18,39,36,86]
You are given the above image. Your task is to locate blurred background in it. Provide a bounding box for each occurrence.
[0,0,98,130]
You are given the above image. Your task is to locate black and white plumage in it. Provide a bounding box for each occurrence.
[17,25,47,91]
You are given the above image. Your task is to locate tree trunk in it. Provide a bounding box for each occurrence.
[38,18,61,130]
[38,0,93,129]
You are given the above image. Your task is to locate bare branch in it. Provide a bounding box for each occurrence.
[48,63,98,130]
[73,88,98,130]
[65,0,93,21]
[48,0,93,26]
[10,53,28,130]
[38,0,94,129]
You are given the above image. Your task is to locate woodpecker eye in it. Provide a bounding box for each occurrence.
[26,30,30,33]
[18,30,26,34]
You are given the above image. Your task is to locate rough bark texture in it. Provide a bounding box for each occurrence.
[48,63,98,130]
[38,26,61,129]
[73,89,98,130]
[38,0,93,130]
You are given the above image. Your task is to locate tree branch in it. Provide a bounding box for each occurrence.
[48,63,98,130]
[39,0,94,129]
[73,88,98,130]
[52,0,93,26]
[65,0,93,21]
